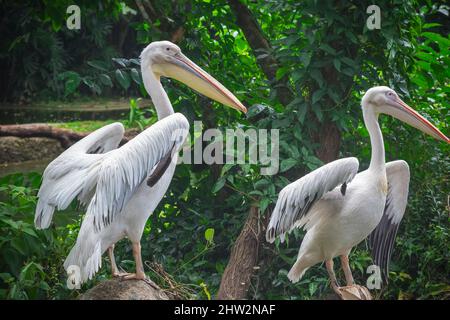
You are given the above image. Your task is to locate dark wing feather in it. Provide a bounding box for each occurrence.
[369,160,410,283]
[147,142,176,187]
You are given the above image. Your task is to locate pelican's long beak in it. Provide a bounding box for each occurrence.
[153,53,247,113]
[383,97,449,143]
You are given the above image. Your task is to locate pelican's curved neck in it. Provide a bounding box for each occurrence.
[141,63,174,120]
[362,105,385,172]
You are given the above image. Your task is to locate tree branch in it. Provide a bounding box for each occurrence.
[227,0,292,106]
[0,124,131,149]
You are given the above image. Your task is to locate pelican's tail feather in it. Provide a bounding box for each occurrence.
[63,215,104,284]
[287,261,309,283]
[64,239,102,285]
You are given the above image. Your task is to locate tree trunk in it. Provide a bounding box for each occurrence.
[0,124,87,148]
[216,206,264,299]
[217,0,291,300]
[0,124,133,148]
[134,0,185,44]
[227,0,292,105]
[313,121,341,163]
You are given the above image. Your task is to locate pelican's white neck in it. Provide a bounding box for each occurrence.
[141,61,174,120]
[362,104,386,172]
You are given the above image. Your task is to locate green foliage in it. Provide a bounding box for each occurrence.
[52,120,118,133]
[0,173,79,299]
[126,98,154,130]
[0,0,448,301]
[0,1,127,101]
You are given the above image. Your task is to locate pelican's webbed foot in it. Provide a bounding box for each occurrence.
[338,285,372,300]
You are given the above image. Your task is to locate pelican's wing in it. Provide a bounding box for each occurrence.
[369,160,410,283]
[35,122,125,229]
[86,113,189,231]
[266,157,359,243]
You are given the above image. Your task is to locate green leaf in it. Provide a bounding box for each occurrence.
[422,23,441,29]
[313,105,324,121]
[299,53,311,67]
[212,177,226,193]
[112,58,129,67]
[309,281,318,296]
[115,70,130,90]
[416,52,434,63]
[254,179,271,190]
[87,60,109,72]
[129,58,141,66]
[130,68,141,85]
[320,44,336,55]
[333,58,341,72]
[63,72,81,97]
[204,228,215,244]
[39,281,51,291]
[312,89,326,104]
[220,164,235,176]
[297,103,307,124]
[341,57,355,67]
[259,198,271,213]
[310,69,324,87]
[0,273,13,283]
[82,78,101,95]
[200,282,211,300]
[422,32,450,48]
[276,67,289,80]
[99,74,113,87]
[341,68,354,77]
[23,228,37,238]
[3,219,19,229]
[280,158,297,172]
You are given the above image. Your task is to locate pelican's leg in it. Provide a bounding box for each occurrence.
[108,245,119,276]
[123,242,146,280]
[109,245,129,277]
[338,253,372,300]
[340,254,354,286]
[325,259,343,299]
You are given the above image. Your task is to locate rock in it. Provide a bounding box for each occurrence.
[0,129,140,165]
[79,279,171,300]
[0,136,63,164]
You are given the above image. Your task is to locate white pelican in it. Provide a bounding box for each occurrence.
[266,86,448,299]
[34,41,246,284]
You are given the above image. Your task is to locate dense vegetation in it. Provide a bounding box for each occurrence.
[0,0,448,300]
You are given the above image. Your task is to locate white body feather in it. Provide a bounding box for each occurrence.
[266,88,420,285]
[35,113,189,283]
[286,168,387,281]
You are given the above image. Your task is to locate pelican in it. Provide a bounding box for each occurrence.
[34,41,246,285]
[266,86,448,299]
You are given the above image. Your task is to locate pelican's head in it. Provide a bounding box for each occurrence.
[362,86,449,143]
[140,41,246,113]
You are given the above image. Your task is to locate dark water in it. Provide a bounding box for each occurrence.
[0,104,131,174]
[0,107,129,124]
[0,159,50,177]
